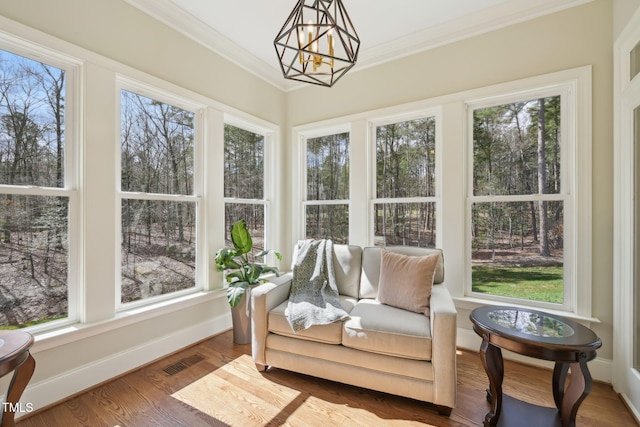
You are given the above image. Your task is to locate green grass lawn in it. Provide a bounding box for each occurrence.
[472,264,563,303]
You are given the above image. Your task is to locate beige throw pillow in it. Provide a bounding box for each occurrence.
[377,249,440,316]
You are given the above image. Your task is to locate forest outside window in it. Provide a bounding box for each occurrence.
[0,48,77,329]
[469,94,569,309]
[373,116,437,247]
[119,89,199,306]
[223,123,268,262]
[304,131,350,243]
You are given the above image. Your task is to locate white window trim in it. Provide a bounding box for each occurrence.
[460,66,593,319]
[0,33,84,332]
[115,77,206,311]
[613,4,640,404]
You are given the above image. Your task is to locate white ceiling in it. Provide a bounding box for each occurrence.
[124,0,591,91]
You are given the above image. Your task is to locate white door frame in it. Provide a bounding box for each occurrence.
[614,5,640,422]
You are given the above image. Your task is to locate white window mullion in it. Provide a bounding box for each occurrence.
[121,192,199,203]
[303,200,348,206]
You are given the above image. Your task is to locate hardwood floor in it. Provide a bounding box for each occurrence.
[17,331,638,426]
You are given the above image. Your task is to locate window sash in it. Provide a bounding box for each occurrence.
[116,83,204,309]
[0,40,81,331]
[466,88,576,312]
[370,112,441,248]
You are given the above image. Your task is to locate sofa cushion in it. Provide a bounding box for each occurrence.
[333,245,362,298]
[360,246,444,299]
[377,249,439,316]
[268,296,358,344]
[342,299,432,361]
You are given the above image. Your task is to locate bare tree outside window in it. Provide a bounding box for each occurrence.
[471,96,564,304]
[120,90,196,304]
[0,50,69,329]
[375,117,436,247]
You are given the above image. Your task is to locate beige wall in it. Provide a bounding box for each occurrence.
[287,0,615,360]
[614,0,640,37]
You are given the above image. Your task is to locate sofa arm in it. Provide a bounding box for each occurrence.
[251,272,293,367]
[429,283,457,409]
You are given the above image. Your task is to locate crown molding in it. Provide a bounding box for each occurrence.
[123,0,295,91]
[124,0,593,93]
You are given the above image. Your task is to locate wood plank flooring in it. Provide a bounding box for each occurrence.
[17,331,638,426]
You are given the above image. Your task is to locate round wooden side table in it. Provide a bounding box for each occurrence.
[470,306,601,427]
[0,331,35,427]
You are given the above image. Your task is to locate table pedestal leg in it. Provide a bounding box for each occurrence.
[552,357,592,427]
[1,352,35,427]
[479,339,504,426]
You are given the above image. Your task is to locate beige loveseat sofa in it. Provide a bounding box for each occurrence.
[250,245,458,415]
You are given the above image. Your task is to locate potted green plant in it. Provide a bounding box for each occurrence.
[215,219,281,343]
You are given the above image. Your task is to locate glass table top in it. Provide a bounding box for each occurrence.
[488,308,575,338]
[470,306,601,348]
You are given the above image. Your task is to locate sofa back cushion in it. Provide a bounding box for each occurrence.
[333,244,362,298]
[359,246,444,299]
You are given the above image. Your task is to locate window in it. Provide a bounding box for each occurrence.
[119,88,200,305]
[373,116,437,247]
[304,131,350,243]
[468,93,571,309]
[631,40,640,81]
[0,48,78,329]
[223,122,269,260]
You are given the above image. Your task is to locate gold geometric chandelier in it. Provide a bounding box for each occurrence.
[274,0,360,87]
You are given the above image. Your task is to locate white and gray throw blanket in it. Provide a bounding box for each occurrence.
[286,239,349,333]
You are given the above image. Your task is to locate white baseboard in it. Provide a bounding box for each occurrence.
[16,313,230,418]
[619,392,640,425]
[456,327,613,383]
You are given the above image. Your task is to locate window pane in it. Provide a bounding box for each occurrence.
[473,96,561,196]
[0,195,68,328]
[471,201,564,303]
[121,199,195,303]
[224,124,264,199]
[376,117,435,198]
[305,204,348,244]
[120,90,194,195]
[374,202,436,247]
[224,203,264,263]
[631,40,640,81]
[307,132,349,201]
[0,50,66,188]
